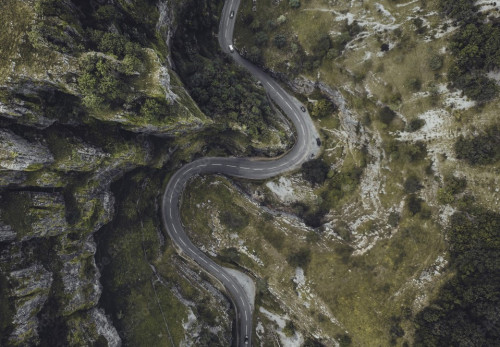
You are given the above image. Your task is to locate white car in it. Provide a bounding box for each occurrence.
[229,44,235,53]
[230,10,235,18]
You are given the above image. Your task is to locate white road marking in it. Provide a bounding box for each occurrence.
[162,3,321,345]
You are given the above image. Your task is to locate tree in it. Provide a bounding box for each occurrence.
[289,0,300,8]
[302,159,329,184]
[404,175,423,193]
[310,99,336,118]
[406,194,423,215]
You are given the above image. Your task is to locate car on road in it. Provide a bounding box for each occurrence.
[230,10,235,18]
[300,105,306,112]
[229,44,235,53]
[244,335,249,344]
[316,138,321,146]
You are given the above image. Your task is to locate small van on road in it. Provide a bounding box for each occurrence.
[229,44,235,53]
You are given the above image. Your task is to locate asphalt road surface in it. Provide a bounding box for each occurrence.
[161,0,320,345]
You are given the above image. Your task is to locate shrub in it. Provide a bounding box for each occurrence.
[378,106,397,125]
[220,210,249,231]
[140,98,170,121]
[337,334,352,347]
[388,212,400,227]
[312,34,332,58]
[407,118,425,132]
[404,175,423,193]
[454,127,500,165]
[428,54,444,71]
[406,194,423,215]
[437,175,467,204]
[289,0,301,8]
[250,19,261,32]
[218,247,240,264]
[276,15,287,25]
[283,321,296,337]
[406,77,422,91]
[310,99,336,118]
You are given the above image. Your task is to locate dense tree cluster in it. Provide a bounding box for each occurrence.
[454,125,500,165]
[77,54,127,109]
[415,206,500,346]
[172,0,274,139]
[386,140,428,162]
[437,175,467,204]
[441,0,500,102]
[34,0,170,118]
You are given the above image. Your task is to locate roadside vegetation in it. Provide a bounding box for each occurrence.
[226,0,500,345]
[172,0,290,151]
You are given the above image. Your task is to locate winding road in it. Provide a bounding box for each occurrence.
[161,0,320,345]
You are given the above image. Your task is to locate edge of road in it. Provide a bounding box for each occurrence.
[161,1,320,346]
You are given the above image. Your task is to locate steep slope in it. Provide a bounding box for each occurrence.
[0,0,286,345]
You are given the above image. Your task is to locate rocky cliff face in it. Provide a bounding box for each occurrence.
[0,0,212,345]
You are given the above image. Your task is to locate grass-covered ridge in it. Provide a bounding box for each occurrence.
[181,175,448,346]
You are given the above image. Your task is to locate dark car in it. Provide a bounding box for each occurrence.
[316,138,321,146]
[230,10,235,18]
[300,105,306,112]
